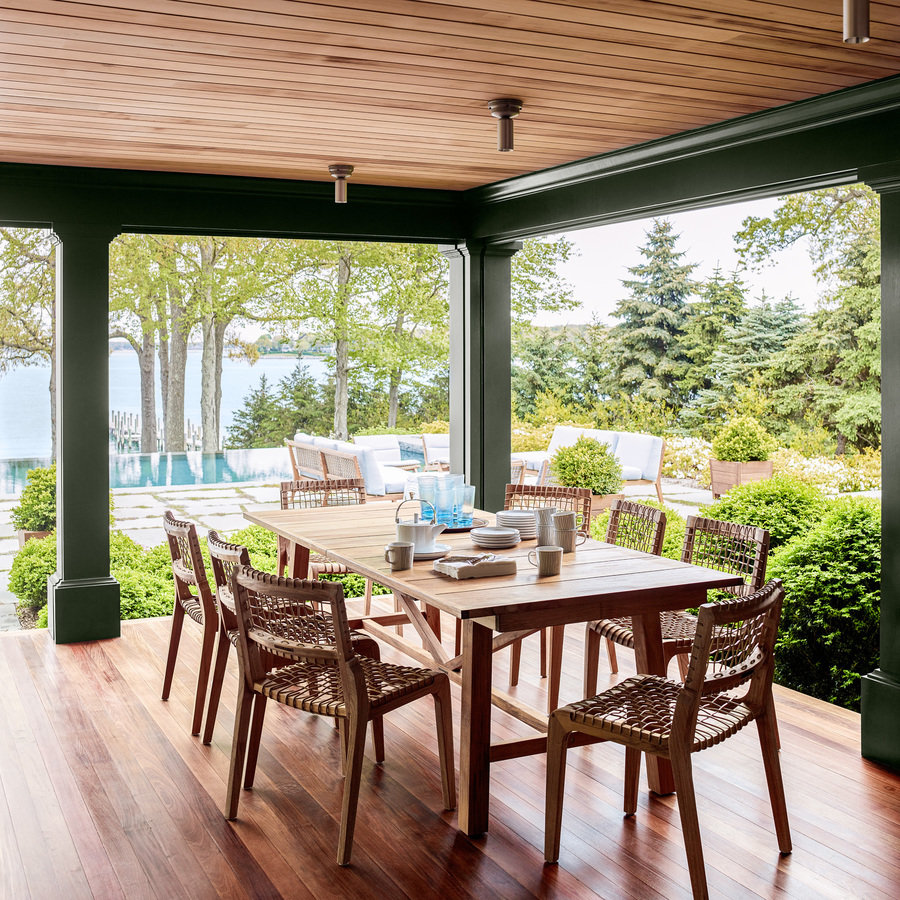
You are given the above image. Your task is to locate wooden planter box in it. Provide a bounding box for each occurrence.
[709,459,774,499]
[589,492,625,520]
[17,529,52,548]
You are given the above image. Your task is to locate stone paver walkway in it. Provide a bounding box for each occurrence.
[0,479,712,631]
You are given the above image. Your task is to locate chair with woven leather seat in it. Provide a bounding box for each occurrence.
[504,483,591,695]
[161,510,219,736]
[277,478,374,614]
[226,565,456,865]
[582,500,667,695]
[203,529,385,756]
[583,514,770,696]
[545,580,791,900]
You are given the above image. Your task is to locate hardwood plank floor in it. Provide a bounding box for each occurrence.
[0,611,896,899]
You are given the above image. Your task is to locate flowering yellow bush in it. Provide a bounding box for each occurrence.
[661,437,712,486]
[771,448,881,492]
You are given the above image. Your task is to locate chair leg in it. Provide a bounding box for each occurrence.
[191,621,217,736]
[433,679,457,810]
[243,694,268,790]
[583,626,601,697]
[544,714,571,863]
[337,715,369,866]
[225,685,254,820]
[371,717,385,763]
[363,578,373,616]
[624,748,641,816]
[656,481,664,504]
[202,624,231,745]
[539,628,547,678]
[161,601,185,701]
[454,618,462,657]
[509,638,522,687]
[338,717,348,775]
[669,745,708,900]
[677,653,690,682]
[547,625,564,713]
[605,638,619,676]
[757,701,792,854]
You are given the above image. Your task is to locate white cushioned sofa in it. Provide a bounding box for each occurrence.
[290,432,414,497]
[516,425,666,502]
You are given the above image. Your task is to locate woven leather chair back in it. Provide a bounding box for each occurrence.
[504,483,591,532]
[280,477,366,510]
[605,500,666,555]
[163,510,215,621]
[679,580,784,728]
[681,515,770,596]
[284,439,325,481]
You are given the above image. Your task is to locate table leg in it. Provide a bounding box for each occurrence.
[459,618,494,836]
[631,611,675,795]
[289,543,310,579]
[546,625,565,713]
[424,602,442,639]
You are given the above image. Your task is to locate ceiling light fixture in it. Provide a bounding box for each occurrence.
[843,0,870,43]
[488,99,523,152]
[328,164,354,203]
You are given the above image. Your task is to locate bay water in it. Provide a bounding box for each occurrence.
[0,350,328,460]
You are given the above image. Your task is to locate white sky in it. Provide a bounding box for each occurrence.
[541,197,821,326]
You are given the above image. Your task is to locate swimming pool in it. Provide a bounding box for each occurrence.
[0,447,294,496]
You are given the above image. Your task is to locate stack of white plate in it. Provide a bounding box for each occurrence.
[496,509,537,540]
[471,525,521,549]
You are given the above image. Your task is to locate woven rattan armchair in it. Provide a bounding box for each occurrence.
[226,566,456,865]
[203,529,384,748]
[510,458,527,485]
[545,580,791,899]
[277,478,374,614]
[584,515,770,694]
[504,483,592,707]
[583,500,667,694]
[161,511,218,736]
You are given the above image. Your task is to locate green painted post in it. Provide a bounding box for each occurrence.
[47,224,121,643]
[442,242,520,511]
[860,179,900,770]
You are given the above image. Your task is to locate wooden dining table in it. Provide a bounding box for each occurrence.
[243,500,743,837]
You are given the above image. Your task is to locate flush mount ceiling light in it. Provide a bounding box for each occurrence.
[328,164,354,203]
[488,99,523,152]
[844,0,870,43]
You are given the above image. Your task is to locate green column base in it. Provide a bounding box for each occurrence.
[861,669,900,772]
[47,574,121,644]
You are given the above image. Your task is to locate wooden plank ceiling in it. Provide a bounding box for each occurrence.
[0,1,899,191]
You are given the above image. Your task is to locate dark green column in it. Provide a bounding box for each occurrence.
[861,174,900,770]
[47,223,121,643]
[441,241,520,511]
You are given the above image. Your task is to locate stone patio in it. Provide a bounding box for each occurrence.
[0,478,713,631]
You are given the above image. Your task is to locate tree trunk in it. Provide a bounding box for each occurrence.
[836,433,848,455]
[199,239,219,453]
[388,368,402,428]
[139,328,157,452]
[166,282,188,452]
[200,315,218,452]
[157,298,169,446]
[332,253,352,440]
[214,319,226,444]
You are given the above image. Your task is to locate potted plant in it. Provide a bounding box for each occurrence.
[709,417,774,498]
[550,436,624,517]
[10,463,56,546]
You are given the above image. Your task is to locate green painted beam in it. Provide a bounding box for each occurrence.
[468,76,900,241]
[0,163,467,243]
[47,224,120,643]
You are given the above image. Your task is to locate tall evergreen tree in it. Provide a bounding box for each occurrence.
[678,265,748,398]
[605,219,697,405]
[684,294,804,429]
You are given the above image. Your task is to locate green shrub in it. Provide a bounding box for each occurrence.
[769,498,880,711]
[589,499,686,560]
[8,531,57,609]
[117,568,174,620]
[702,474,827,549]
[550,436,622,496]
[10,464,56,532]
[711,416,774,462]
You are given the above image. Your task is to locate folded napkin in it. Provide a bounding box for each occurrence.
[433,553,517,580]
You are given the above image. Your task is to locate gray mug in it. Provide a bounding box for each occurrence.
[384,541,415,571]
